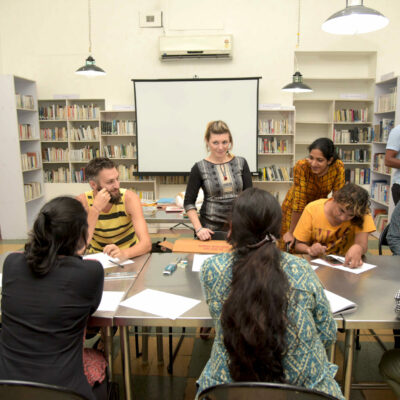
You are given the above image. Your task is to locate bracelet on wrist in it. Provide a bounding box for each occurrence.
[196,227,204,234]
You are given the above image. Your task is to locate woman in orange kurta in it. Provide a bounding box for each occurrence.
[280,138,345,250]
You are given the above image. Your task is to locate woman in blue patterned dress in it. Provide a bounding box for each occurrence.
[197,187,344,400]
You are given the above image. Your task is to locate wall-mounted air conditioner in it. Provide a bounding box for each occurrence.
[159,35,232,61]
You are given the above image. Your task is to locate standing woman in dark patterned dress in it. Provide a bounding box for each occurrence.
[184,120,253,240]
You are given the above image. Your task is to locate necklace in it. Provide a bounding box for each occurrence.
[219,164,228,181]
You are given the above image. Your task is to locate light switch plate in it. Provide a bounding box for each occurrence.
[139,11,163,28]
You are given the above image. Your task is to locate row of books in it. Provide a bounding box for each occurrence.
[159,176,189,184]
[373,209,388,233]
[338,148,370,163]
[258,138,292,154]
[376,87,397,113]
[70,147,100,161]
[70,126,100,141]
[335,108,368,122]
[258,119,291,135]
[373,153,391,174]
[16,94,34,109]
[117,164,137,181]
[73,168,86,183]
[103,144,136,159]
[42,148,69,162]
[40,127,68,141]
[21,152,39,170]
[258,165,293,182]
[39,104,101,120]
[344,168,370,185]
[374,119,394,142]
[24,182,41,201]
[333,127,373,144]
[137,191,155,201]
[19,124,35,140]
[371,180,390,205]
[44,168,72,183]
[101,120,136,135]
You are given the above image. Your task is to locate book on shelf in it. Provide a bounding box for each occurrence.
[377,86,397,113]
[158,176,188,184]
[117,164,137,181]
[373,153,391,174]
[39,104,67,120]
[258,119,290,134]
[335,108,368,122]
[137,191,154,201]
[42,147,69,162]
[333,127,373,144]
[257,165,292,182]
[70,125,100,141]
[24,182,41,201]
[258,137,291,154]
[101,120,136,135]
[344,168,370,185]
[44,167,71,183]
[21,152,39,170]
[16,94,34,109]
[103,143,136,159]
[19,124,35,140]
[73,168,86,183]
[338,148,370,163]
[40,127,68,141]
[70,146,100,161]
[67,104,100,120]
[374,119,394,142]
[371,180,390,204]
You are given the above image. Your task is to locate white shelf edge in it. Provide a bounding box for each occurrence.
[25,194,44,203]
[371,198,389,207]
[257,153,294,156]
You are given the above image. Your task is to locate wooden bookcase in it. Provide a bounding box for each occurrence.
[0,75,45,239]
[253,107,296,204]
[371,76,400,236]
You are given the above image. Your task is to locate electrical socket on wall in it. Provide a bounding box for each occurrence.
[139,11,163,28]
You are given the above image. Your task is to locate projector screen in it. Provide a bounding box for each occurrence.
[133,78,259,174]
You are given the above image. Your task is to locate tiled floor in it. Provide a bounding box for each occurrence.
[0,235,397,399]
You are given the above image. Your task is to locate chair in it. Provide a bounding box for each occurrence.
[379,223,391,255]
[198,382,338,400]
[0,380,89,400]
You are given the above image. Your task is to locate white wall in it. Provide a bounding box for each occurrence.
[0,0,399,108]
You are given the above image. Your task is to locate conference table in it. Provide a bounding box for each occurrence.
[144,210,193,230]
[113,252,400,400]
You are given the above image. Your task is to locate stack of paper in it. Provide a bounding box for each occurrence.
[324,290,357,316]
[83,253,133,269]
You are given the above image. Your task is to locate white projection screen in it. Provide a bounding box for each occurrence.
[133,78,259,174]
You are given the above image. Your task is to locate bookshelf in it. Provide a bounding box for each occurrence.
[253,107,296,203]
[39,99,105,184]
[0,75,45,239]
[99,110,157,201]
[293,51,376,193]
[370,76,400,237]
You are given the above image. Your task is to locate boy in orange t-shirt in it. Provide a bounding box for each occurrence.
[294,183,376,268]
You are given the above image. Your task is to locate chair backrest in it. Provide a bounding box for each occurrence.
[212,231,228,241]
[0,380,89,400]
[379,223,391,255]
[198,382,338,400]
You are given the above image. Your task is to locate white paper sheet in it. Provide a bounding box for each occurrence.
[192,254,214,272]
[93,291,125,314]
[0,273,2,287]
[120,289,201,320]
[311,265,319,271]
[83,253,133,269]
[324,290,357,315]
[312,256,376,274]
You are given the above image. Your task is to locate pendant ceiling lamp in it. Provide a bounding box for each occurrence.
[282,0,312,93]
[76,0,106,76]
[322,0,389,35]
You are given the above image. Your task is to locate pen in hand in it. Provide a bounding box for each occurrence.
[109,259,124,268]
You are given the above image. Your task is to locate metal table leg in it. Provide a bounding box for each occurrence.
[102,326,114,382]
[156,326,164,364]
[142,326,149,364]
[120,326,133,400]
[343,329,355,400]
[329,342,335,364]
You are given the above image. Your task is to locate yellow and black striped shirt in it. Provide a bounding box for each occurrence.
[85,188,138,253]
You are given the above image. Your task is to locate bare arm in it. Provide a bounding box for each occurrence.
[385,149,400,168]
[282,211,301,247]
[344,232,368,268]
[186,209,214,240]
[105,190,152,259]
[76,189,110,245]
[295,240,327,257]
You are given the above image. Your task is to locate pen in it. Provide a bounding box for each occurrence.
[109,259,124,268]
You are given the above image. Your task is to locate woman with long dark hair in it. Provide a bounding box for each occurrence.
[0,197,104,400]
[197,188,344,399]
[281,137,345,250]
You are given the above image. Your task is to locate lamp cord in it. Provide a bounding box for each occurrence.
[88,0,92,54]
